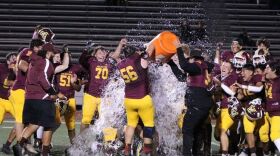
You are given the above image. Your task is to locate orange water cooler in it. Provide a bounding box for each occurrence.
[146,31,180,62]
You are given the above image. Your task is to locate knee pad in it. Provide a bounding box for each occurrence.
[143,127,154,139]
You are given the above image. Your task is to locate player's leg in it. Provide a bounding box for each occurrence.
[270,116,280,151]
[64,98,76,144]
[243,115,257,156]
[1,128,16,154]
[123,98,139,156]
[258,113,270,155]
[9,89,25,142]
[138,95,155,155]
[80,93,99,132]
[220,108,235,155]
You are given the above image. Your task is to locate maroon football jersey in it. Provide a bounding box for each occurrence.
[187,61,210,88]
[220,73,239,108]
[55,64,82,98]
[87,58,113,97]
[25,53,54,100]
[221,51,234,62]
[239,74,263,103]
[12,48,32,90]
[265,77,280,116]
[117,53,149,99]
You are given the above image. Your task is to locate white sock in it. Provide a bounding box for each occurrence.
[36,126,44,139]
[274,138,280,151]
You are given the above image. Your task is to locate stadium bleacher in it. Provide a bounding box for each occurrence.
[0,0,279,62]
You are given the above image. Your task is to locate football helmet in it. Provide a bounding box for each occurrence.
[245,98,264,121]
[228,97,244,120]
[35,27,55,43]
[232,51,248,69]
[55,97,69,116]
[253,49,266,66]
[122,45,137,58]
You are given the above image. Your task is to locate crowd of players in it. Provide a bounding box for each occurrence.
[0,25,279,156]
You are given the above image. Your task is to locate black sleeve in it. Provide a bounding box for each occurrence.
[7,69,16,81]
[206,61,214,73]
[167,60,186,82]
[79,50,90,70]
[177,47,201,75]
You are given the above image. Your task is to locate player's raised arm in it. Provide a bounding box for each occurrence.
[167,58,186,82]
[79,41,93,70]
[54,44,70,74]
[177,47,201,75]
[110,38,127,60]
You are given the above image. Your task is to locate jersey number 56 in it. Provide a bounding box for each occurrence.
[120,66,138,83]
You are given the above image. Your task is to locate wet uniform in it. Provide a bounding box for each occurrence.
[169,47,213,155]
[117,53,154,128]
[79,51,113,125]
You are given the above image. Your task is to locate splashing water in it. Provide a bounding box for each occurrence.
[68,71,126,156]
[149,63,186,156]
[68,63,187,156]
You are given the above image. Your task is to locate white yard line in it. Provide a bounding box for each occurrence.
[2,126,13,129]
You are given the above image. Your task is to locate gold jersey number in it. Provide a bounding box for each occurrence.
[59,73,72,87]
[95,66,108,80]
[120,66,138,83]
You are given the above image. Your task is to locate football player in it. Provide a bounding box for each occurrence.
[0,52,17,154]
[117,45,154,155]
[217,61,239,156]
[79,39,125,132]
[234,64,264,156]
[264,62,280,152]
[168,44,213,155]
[14,47,66,156]
[10,39,45,153]
[53,45,82,144]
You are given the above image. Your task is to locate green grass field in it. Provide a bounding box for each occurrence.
[0,120,222,156]
[0,111,226,156]
[0,119,78,156]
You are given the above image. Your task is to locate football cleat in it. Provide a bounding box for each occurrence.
[239,147,249,156]
[12,144,23,156]
[22,143,39,155]
[1,144,12,154]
